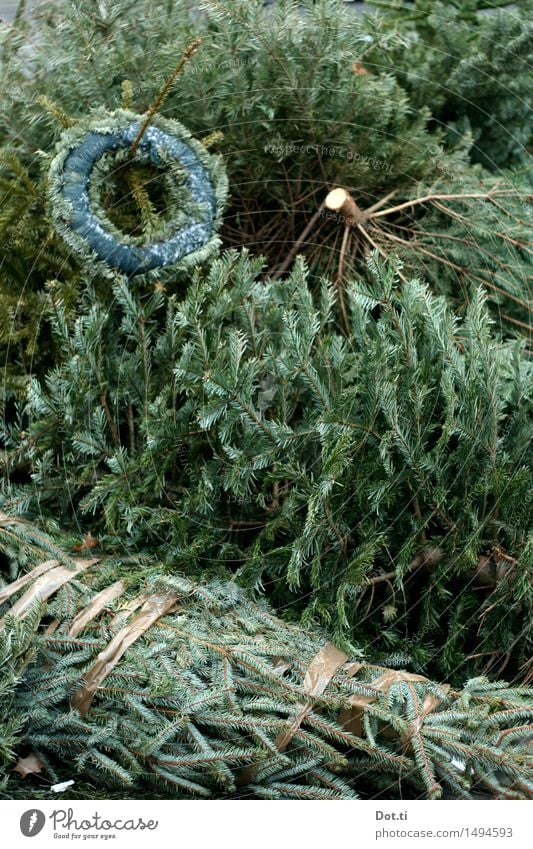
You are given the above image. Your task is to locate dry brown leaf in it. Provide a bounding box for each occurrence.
[475,554,514,587]
[12,753,45,778]
[72,531,99,552]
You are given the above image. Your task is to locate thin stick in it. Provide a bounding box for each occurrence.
[367,190,518,221]
[356,224,409,284]
[129,38,202,157]
[502,313,532,332]
[363,189,398,216]
[380,218,525,283]
[337,223,351,283]
[271,204,324,279]
[336,224,351,335]
[376,226,531,310]
[100,393,120,447]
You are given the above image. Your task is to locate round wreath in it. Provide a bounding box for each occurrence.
[48,109,228,276]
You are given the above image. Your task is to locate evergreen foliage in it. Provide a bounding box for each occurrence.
[363,0,533,170]
[2,253,531,682]
[0,523,531,800]
[0,611,38,793]
[0,0,531,803]
[0,0,530,397]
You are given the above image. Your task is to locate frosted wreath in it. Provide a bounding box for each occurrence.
[48,110,227,276]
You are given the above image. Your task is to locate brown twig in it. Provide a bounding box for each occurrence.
[336,224,351,334]
[356,223,410,284]
[100,393,120,447]
[271,204,325,279]
[367,189,520,221]
[127,403,136,455]
[374,225,531,311]
[365,548,444,587]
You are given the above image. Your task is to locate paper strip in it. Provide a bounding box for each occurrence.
[275,641,348,752]
[0,557,100,626]
[0,559,60,606]
[108,595,147,628]
[68,580,126,637]
[72,592,177,717]
[403,690,449,743]
[339,669,430,736]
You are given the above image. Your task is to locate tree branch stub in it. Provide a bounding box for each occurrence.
[325,188,365,226]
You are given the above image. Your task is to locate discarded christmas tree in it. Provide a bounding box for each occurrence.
[0,0,531,803]
[0,514,532,801]
[0,0,531,400]
[2,253,531,684]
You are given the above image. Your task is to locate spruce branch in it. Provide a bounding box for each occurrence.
[129,38,202,158]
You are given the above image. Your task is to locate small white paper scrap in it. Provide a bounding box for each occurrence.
[51,780,75,793]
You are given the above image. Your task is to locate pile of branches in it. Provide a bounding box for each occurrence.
[0,0,531,802]
[0,515,532,801]
[0,0,531,396]
[1,253,530,683]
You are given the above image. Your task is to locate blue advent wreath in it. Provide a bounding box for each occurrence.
[47,109,228,276]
